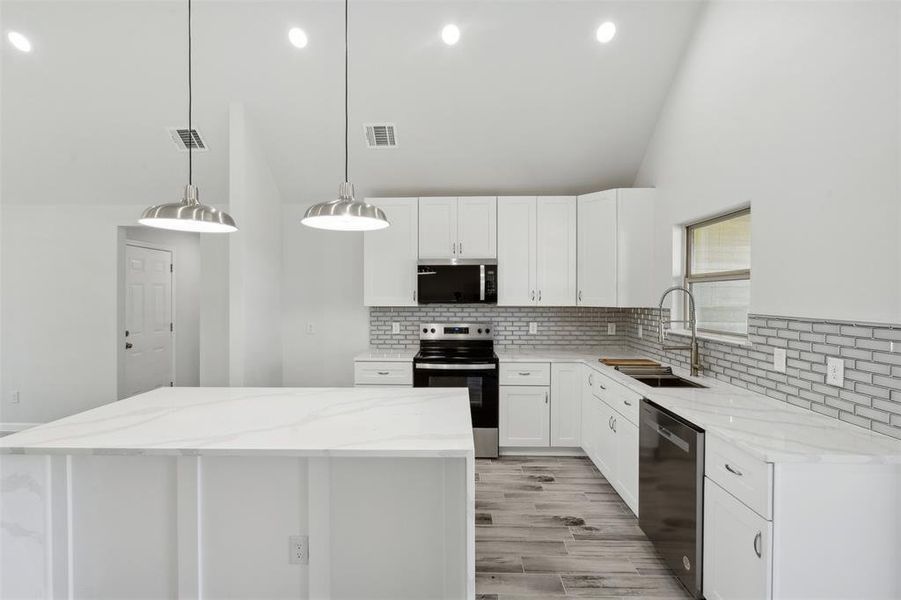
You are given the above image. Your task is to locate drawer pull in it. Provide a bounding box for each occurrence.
[518,372,532,376]
[377,371,390,375]
[589,373,594,385]
[623,400,632,406]
[598,383,606,390]
[753,532,762,558]
[724,463,744,477]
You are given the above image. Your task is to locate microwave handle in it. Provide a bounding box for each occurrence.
[480,265,486,301]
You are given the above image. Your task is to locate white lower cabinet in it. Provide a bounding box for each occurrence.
[550,363,581,447]
[613,416,639,511]
[499,385,550,447]
[704,478,772,600]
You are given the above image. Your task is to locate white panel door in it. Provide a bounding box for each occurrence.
[614,416,639,515]
[364,198,419,306]
[616,188,657,307]
[499,386,549,447]
[550,363,582,447]
[497,197,537,306]
[594,398,617,481]
[418,197,458,259]
[457,196,497,259]
[577,191,618,306]
[124,244,173,397]
[536,196,577,306]
[704,479,772,600]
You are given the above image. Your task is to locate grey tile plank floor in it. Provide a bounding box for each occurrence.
[475,456,691,600]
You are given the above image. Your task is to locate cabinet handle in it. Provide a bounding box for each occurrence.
[459,242,463,255]
[452,242,456,255]
[608,416,613,430]
[413,290,417,302]
[598,383,606,390]
[753,532,762,558]
[724,463,744,477]
[624,400,632,407]
[612,417,617,433]
[538,290,542,302]
[377,371,389,375]
[531,290,535,302]
[545,391,549,404]
[518,372,532,376]
[578,290,582,302]
[589,373,594,386]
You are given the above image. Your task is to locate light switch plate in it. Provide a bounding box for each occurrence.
[9,390,19,405]
[607,323,616,335]
[305,323,315,335]
[289,535,309,565]
[826,357,845,387]
[773,348,786,373]
[392,322,400,334]
[528,322,538,335]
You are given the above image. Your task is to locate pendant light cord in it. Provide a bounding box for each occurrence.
[344,0,348,184]
[188,0,193,186]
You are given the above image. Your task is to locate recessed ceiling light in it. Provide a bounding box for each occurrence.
[7,31,32,53]
[596,22,616,44]
[288,27,308,49]
[441,24,460,46]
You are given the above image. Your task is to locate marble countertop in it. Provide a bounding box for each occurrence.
[0,387,474,458]
[354,348,418,362]
[498,347,901,465]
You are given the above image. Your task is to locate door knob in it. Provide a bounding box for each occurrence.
[125,342,133,350]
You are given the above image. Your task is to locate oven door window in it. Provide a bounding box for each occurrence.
[426,374,484,409]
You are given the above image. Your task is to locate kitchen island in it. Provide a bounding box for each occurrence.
[0,387,475,600]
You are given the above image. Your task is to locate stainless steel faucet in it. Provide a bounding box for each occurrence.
[658,286,702,377]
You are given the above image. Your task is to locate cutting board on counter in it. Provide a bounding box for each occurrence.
[599,358,660,367]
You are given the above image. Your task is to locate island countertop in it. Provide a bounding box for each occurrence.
[0,387,475,458]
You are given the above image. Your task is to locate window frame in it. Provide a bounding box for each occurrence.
[683,208,751,338]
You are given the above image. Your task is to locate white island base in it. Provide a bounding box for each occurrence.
[1,388,475,600]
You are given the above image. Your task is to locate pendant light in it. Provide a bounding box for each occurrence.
[301,0,389,231]
[140,0,238,233]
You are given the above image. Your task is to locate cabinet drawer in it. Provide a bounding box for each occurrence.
[705,435,773,519]
[590,370,642,425]
[499,362,551,386]
[353,361,413,386]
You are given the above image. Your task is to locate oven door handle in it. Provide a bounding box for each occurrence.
[415,363,497,371]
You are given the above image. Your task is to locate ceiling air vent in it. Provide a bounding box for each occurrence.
[363,123,397,148]
[167,127,208,152]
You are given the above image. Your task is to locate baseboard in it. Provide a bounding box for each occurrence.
[499,447,585,457]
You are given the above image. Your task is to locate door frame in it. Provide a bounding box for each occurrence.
[117,239,177,399]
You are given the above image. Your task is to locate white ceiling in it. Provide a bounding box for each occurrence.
[1,0,703,206]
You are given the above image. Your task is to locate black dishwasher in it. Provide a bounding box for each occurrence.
[638,399,705,599]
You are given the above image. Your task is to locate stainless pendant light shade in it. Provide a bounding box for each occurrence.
[301,183,388,231]
[300,0,389,232]
[140,185,238,233]
[140,0,237,234]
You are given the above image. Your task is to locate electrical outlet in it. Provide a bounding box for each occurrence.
[392,322,400,334]
[528,322,538,335]
[9,390,19,405]
[773,348,786,373]
[638,324,643,338]
[289,535,309,565]
[607,323,616,335]
[305,323,315,335]
[826,357,845,387]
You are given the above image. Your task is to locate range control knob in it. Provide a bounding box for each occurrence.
[422,328,428,333]
[430,328,436,333]
[477,328,483,334]
[486,328,491,334]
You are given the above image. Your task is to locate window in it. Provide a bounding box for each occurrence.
[684,209,750,337]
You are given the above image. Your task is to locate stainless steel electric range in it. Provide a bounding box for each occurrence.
[413,323,499,458]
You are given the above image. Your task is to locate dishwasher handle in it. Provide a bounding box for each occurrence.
[655,424,690,453]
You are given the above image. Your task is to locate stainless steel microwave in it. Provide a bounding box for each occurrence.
[417,260,498,304]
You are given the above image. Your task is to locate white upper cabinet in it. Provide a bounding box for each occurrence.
[363,198,419,307]
[418,197,458,259]
[576,188,657,308]
[577,191,618,306]
[419,196,497,260]
[497,196,538,305]
[497,196,576,306]
[536,197,577,306]
[457,197,497,259]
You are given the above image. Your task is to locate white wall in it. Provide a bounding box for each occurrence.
[281,205,369,387]
[228,103,284,386]
[635,0,901,324]
[119,226,201,395]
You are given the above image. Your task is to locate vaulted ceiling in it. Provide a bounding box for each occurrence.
[1,0,702,206]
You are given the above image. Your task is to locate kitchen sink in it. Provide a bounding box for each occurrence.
[615,365,707,389]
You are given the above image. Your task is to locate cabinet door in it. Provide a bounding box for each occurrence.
[594,398,617,481]
[704,479,772,600]
[457,196,497,259]
[550,363,582,447]
[418,197,457,259]
[616,189,657,307]
[577,191,617,306]
[497,197,537,306]
[536,196,577,306]
[581,367,595,458]
[364,198,419,306]
[499,386,549,447]
[614,416,639,516]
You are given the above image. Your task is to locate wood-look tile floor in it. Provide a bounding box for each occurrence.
[475,456,692,599]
